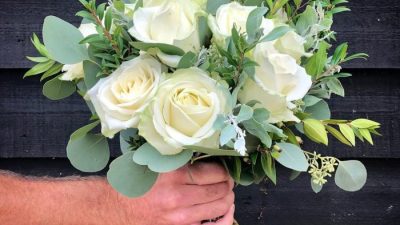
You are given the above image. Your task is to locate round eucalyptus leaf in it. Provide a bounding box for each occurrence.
[275,143,309,172]
[66,134,110,172]
[42,76,76,100]
[83,60,102,89]
[335,160,367,192]
[132,143,193,173]
[119,128,138,153]
[107,151,158,198]
[43,16,89,64]
[305,100,331,120]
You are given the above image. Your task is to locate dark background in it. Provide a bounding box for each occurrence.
[0,0,399,224]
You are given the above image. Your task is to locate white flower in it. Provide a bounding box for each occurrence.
[87,55,163,138]
[139,67,230,155]
[208,2,274,47]
[238,42,312,123]
[60,23,97,81]
[274,30,311,62]
[128,0,203,67]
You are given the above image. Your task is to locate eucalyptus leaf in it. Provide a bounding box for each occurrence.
[246,7,268,41]
[236,105,254,123]
[177,51,197,69]
[42,76,76,100]
[107,151,158,197]
[335,160,367,192]
[305,99,331,120]
[120,128,138,153]
[66,134,110,172]
[220,124,237,146]
[260,26,292,42]
[83,60,102,89]
[133,143,193,173]
[70,120,100,141]
[206,0,230,15]
[275,143,308,172]
[43,16,89,64]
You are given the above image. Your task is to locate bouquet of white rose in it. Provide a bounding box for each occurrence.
[25,0,381,207]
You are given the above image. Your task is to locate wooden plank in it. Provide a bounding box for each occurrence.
[0,0,399,69]
[0,69,399,158]
[0,158,399,225]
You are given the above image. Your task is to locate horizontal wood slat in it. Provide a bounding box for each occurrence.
[0,0,399,68]
[0,158,398,225]
[0,69,399,158]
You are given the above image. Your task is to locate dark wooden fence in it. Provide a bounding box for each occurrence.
[0,0,399,224]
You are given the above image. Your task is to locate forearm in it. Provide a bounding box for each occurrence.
[0,171,133,225]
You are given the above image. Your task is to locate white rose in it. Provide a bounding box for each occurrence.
[139,67,230,155]
[238,42,312,123]
[87,55,163,138]
[208,2,274,47]
[274,30,311,62]
[128,0,203,67]
[60,23,97,81]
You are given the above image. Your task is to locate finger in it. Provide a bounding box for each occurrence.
[179,181,231,206]
[204,204,235,225]
[184,162,229,185]
[169,191,235,224]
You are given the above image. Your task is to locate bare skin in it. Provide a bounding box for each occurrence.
[0,162,235,225]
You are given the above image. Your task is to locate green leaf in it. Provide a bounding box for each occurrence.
[107,151,158,197]
[70,120,100,141]
[326,125,352,146]
[24,60,55,78]
[120,128,138,153]
[67,134,110,172]
[261,153,276,185]
[335,160,367,192]
[274,143,309,172]
[220,124,237,146]
[104,7,113,31]
[311,179,323,193]
[260,26,292,42]
[331,6,350,14]
[43,16,89,64]
[83,60,102,89]
[132,143,193,173]
[305,100,331,120]
[236,105,254,123]
[26,56,49,63]
[42,76,76,100]
[289,170,302,181]
[339,124,355,146]
[184,146,242,156]
[331,42,348,65]
[303,119,328,145]
[198,15,211,46]
[130,42,185,56]
[177,51,197,69]
[283,127,299,146]
[326,78,345,97]
[303,95,322,107]
[359,129,373,145]
[305,41,328,78]
[351,119,380,129]
[206,0,230,15]
[246,7,268,41]
[40,63,63,81]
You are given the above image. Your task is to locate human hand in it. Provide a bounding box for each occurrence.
[121,162,235,225]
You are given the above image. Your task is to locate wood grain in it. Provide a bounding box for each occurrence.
[0,0,399,68]
[0,158,398,225]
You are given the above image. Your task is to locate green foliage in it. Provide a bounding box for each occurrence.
[335,160,367,192]
[42,76,76,100]
[304,99,331,120]
[43,16,90,64]
[177,52,197,69]
[184,146,243,157]
[130,42,185,56]
[83,60,102,89]
[67,134,110,172]
[246,7,269,42]
[107,151,158,197]
[132,143,193,173]
[303,119,328,145]
[311,179,323,193]
[274,143,309,172]
[261,153,277,184]
[260,26,292,42]
[206,0,230,15]
[70,120,100,141]
[119,128,139,153]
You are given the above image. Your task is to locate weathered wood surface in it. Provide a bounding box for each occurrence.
[1,69,398,158]
[0,158,398,225]
[0,0,399,69]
